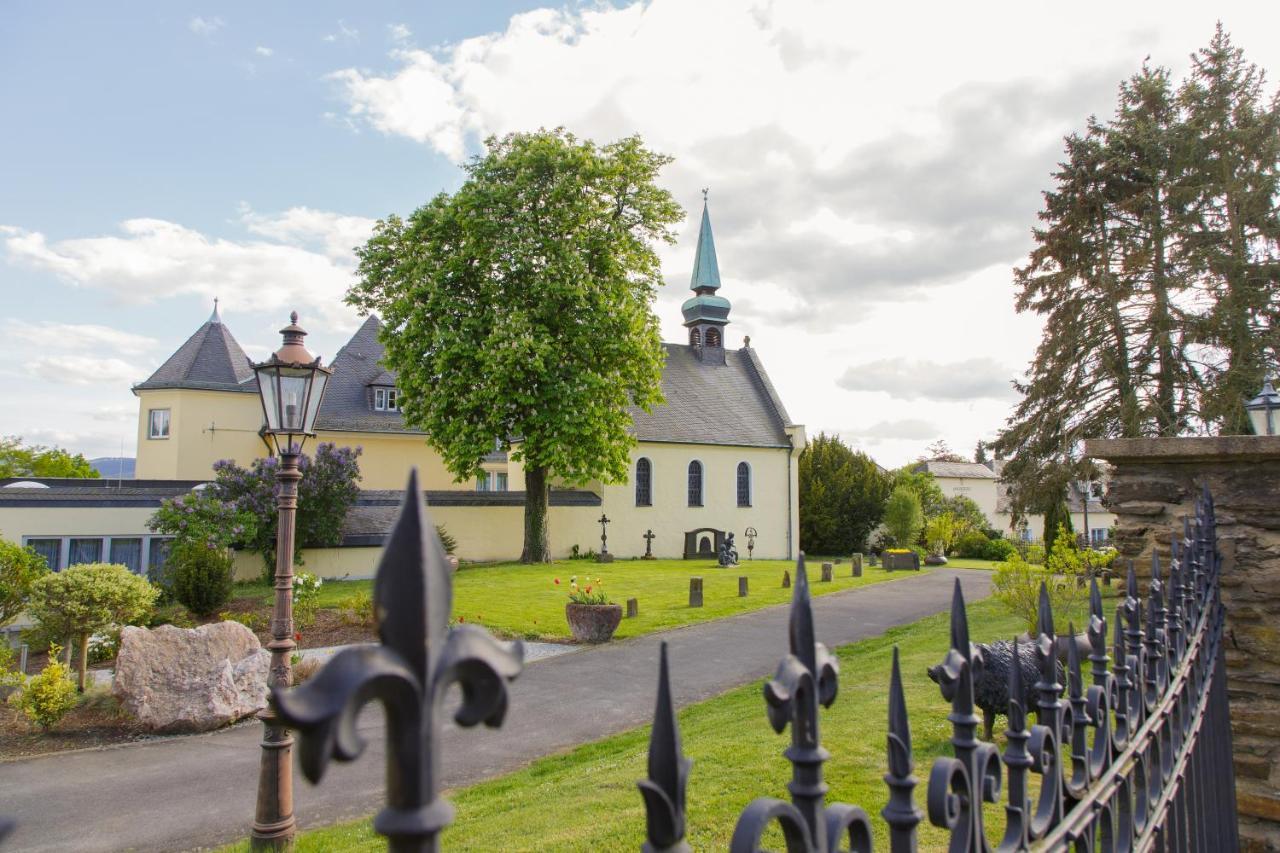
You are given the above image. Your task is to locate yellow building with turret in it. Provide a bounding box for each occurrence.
[1,201,804,573]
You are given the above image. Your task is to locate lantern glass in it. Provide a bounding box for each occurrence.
[278,367,311,432]
[1246,380,1280,436]
[304,369,328,434]
[257,365,280,431]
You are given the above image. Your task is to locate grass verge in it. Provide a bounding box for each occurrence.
[220,587,1096,852]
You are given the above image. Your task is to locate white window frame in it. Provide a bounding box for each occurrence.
[21,534,173,575]
[148,408,170,439]
[687,459,704,507]
[373,387,401,412]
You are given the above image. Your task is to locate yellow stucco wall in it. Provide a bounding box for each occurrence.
[133,387,491,489]
[0,506,158,540]
[135,389,265,480]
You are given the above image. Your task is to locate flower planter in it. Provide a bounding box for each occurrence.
[565,602,623,643]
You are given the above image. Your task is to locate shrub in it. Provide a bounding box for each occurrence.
[292,572,322,630]
[11,644,77,728]
[86,629,121,665]
[882,486,924,548]
[954,531,992,559]
[0,642,23,690]
[1025,544,1046,565]
[149,603,195,629]
[435,525,457,556]
[219,610,267,633]
[25,563,158,691]
[337,592,375,628]
[0,537,50,626]
[170,541,235,617]
[982,537,1018,562]
[992,553,1083,635]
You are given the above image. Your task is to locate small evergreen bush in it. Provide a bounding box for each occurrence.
[170,542,235,617]
[12,643,77,728]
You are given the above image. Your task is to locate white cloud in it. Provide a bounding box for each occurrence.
[323,20,359,43]
[188,16,225,37]
[0,207,376,331]
[3,320,158,356]
[837,358,1018,401]
[846,419,940,442]
[255,45,274,57]
[27,355,143,387]
[388,23,412,43]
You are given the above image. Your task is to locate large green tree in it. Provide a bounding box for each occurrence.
[995,29,1279,519]
[0,436,99,479]
[798,433,891,555]
[349,130,682,562]
[1181,25,1280,433]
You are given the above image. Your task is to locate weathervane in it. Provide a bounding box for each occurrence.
[701,187,709,203]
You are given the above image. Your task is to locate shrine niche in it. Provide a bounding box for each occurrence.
[683,528,725,560]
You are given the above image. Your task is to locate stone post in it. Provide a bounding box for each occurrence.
[626,598,638,618]
[1086,435,1280,849]
[821,562,833,582]
[852,553,863,576]
[782,570,790,588]
[738,576,748,597]
[689,578,703,608]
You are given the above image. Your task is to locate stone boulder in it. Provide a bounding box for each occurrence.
[113,621,270,733]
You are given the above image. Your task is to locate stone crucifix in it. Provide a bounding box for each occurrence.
[643,528,656,560]
[599,513,611,555]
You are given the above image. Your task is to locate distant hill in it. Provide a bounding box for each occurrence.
[90,457,135,479]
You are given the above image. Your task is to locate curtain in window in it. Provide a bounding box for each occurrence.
[495,473,508,491]
[26,539,61,572]
[110,538,144,574]
[737,462,751,507]
[687,461,703,506]
[147,538,173,582]
[68,538,103,566]
[635,458,652,506]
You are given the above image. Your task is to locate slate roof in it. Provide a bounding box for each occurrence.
[142,308,799,448]
[628,344,793,447]
[339,489,602,546]
[914,460,998,480]
[134,307,256,393]
[313,315,421,434]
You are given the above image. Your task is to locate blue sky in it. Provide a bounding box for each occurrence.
[3,2,1278,465]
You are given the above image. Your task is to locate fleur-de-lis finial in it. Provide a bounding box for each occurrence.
[272,469,524,851]
[730,556,871,852]
[638,642,691,853]
[882,646,921,850]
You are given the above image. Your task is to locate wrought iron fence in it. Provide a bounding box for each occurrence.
[272,476,1238,851]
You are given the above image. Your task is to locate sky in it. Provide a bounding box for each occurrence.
[3,1,1278,468]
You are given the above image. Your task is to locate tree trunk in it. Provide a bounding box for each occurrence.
[521,465,552,563]
[76,632,89,693]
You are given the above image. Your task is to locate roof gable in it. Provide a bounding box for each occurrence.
[314,315,419,433]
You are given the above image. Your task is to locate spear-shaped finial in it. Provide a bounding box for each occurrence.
[882,646,921,849]
[638,642,691,853]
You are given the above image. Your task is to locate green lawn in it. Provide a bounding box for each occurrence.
[237,557,938,643]
[220,591,1099,852]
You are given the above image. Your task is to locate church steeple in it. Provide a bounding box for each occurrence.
[681,192,731,364]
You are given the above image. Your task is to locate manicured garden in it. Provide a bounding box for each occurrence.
[219,590,1106,852]
[234,556,948,645]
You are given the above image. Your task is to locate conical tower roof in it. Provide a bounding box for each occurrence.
[134,304,256,392]
[682,197,731,328]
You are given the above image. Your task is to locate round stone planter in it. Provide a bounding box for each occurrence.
[565,602,623,643]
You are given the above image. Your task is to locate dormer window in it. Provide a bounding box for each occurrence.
[373,387,401,412]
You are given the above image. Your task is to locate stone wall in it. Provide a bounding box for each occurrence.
[1086,436,1280,851]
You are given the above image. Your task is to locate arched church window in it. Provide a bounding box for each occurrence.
[690,328,702,348]
[687,460,703,507]
[635,457,652,507]
[737,461,751,507]
[706,328,722,348]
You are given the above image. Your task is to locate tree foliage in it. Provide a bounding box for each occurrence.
[889,467,947,519]
[212,443,362,579]
[0,436,98,479]
[26,563,158,691]
[348,129,683,562]
[882,486,924,549]
[994,27,1280,517]
[798,433,891,555]
[0,538,50,626]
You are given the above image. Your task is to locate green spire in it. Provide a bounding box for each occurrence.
[689,198,720,292]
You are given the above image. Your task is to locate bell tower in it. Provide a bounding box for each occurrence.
[682,190,731,365]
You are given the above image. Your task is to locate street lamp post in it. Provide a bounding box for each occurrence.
[1246,380,1280,436]
[250,312,332,851]
[1077,480,1091,550]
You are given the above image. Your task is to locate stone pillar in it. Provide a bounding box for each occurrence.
[626,598,638,618]
[1086,435,1280,849]
[689,578,703,608]
[821,562,833,582]
[738,576,748,597]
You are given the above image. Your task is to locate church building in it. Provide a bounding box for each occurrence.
[0,201,804,572]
